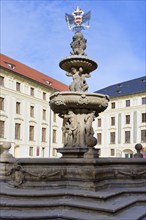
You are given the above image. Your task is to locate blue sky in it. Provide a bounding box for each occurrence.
[1,0,145,92]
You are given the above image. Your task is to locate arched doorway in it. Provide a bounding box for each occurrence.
[123,149,133,158]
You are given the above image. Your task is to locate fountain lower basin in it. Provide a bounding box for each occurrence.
[50,91,109,115]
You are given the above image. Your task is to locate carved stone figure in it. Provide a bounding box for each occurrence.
[62,111,79,147]
[84,112,97,147]
[70,32,87,56]
[68,67,88,92]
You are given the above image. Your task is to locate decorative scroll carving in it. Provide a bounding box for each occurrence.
[78,94,88,104]
[114,169,146,179]
[50,94,65,106]
[6,162,65,187]
[6,162,25,187]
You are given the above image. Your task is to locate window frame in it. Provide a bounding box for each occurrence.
[0,97,4,111]
[97,133,102,145]
[125,130,131,143]
[111,102,115,109]
[15,123,21,140]
[111,117,115,126]
[110,132,115,144]
[125,115,130,124]
[126,99,130,107]
[29,125,34,141]
[16,82,21,91]
[0,120,5,138]
[16,102,21,114]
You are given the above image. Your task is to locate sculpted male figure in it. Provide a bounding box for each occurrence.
[69,67,88,92]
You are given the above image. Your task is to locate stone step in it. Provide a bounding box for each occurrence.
[1,184,146,220]
[1,193,146,213]
[1,183,146,199]
[0,202,146,220]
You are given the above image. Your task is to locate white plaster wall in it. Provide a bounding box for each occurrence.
[93,93,146,157]
[0,69,63,158]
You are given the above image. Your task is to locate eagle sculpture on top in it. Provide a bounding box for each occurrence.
[65,7,91,32]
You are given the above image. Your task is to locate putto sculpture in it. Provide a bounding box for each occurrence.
[50,7,109,158]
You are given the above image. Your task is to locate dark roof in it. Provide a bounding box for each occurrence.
[0,54,69,92]
[95,76,146,98]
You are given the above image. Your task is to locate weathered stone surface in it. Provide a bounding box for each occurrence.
[70,32,87,56]
[50,92,109,155]
[1,158,146,190]
[0,158,146,219]
[134,143,144,158]
[59,55,98,74]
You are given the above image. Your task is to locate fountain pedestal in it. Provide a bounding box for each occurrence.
[50,32,109,158]
[50,91,108,158]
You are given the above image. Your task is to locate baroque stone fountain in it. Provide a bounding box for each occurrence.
[50,7,109,158]
[0,8,146,220]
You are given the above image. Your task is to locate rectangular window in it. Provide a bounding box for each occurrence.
[29,125,34,141]
[111,102,115,109]
[42,128,46,142]
[141,130,146,143]
[0,97,4,111]
[97,133,102,145]
[142,97,146,105]
[126,115,130,124]
[126,100,130,107]
[142,113,146,123]
[110,132,115,144]
[43,92,46,100]
[111,117,115,126]
[36,147,40,156]
[16,102,20,114]
[0,76,4,86]
[16,82,21,91]
[43,109,46,120]
[30,87,34,96]
[0,121,5,138]
[111,149,115,156]
[125,131,130,143]
[52,148,56,157]
[52,129,57,143]
[97,118,101,127]
[53,112,56,122]
[42,147,45,157]
[30,106,34,117]
[15,123,21,139]
[29,147,33,156]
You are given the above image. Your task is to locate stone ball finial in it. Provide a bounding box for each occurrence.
[0,141,14,162]
[134,143,143,158]
[135,143,143,152]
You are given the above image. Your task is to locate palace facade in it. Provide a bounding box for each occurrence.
[0,54,68,158]
[94,76,146,158]
[0,54,145,158]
